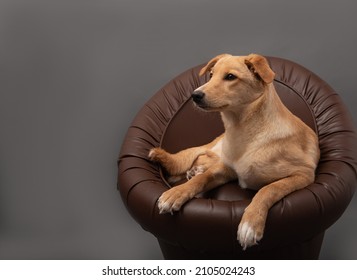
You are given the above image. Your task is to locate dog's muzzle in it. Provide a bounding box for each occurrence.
[192,90,205,106]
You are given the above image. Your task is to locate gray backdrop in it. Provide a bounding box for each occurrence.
[0,0,356,259]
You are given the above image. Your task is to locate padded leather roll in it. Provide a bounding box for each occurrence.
[118,57,357,258]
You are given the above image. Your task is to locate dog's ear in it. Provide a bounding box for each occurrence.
[199,54,231,76]
[244,54,275,84]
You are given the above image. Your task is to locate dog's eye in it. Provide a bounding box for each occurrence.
[224,73,237,81]
[209,72,213,79]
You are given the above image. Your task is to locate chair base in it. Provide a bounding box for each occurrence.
[158,232,325,260]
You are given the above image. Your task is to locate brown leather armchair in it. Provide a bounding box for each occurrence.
[118,56,357,259]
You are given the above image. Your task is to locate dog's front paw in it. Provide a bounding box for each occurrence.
[157,186,192,214]
[237,222,262,250]
[237,207,267,250]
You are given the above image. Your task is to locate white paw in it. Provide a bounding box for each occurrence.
[157,195,175,215]
[157,190,186,215]
[237,222,261,250]
[186,165,205,180]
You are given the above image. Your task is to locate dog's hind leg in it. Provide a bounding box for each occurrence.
[186,150,220,180]
[148,146,207,176]
[148,135,222,176]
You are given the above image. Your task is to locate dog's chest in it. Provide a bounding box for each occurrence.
[220,130,254,162]
[220,136,266,190]
[223,152,255,189]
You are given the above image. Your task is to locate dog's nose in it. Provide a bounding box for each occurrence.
[192,91,205,104]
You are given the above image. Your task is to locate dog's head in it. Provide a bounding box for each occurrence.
[192,54,275,112]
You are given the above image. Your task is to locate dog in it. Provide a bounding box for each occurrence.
[149,54,320,250]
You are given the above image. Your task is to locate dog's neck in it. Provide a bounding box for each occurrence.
[221,84,286,133]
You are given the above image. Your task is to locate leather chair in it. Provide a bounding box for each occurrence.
[118,56,357,259]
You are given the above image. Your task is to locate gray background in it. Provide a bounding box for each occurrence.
[0,0,356,259]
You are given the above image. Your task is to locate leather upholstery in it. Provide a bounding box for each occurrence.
[118,56,357,259]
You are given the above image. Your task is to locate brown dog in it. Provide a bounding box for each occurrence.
[149,54,319,249]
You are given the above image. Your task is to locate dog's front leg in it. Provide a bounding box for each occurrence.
[158,162,236,214]
[237,171,314,250]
